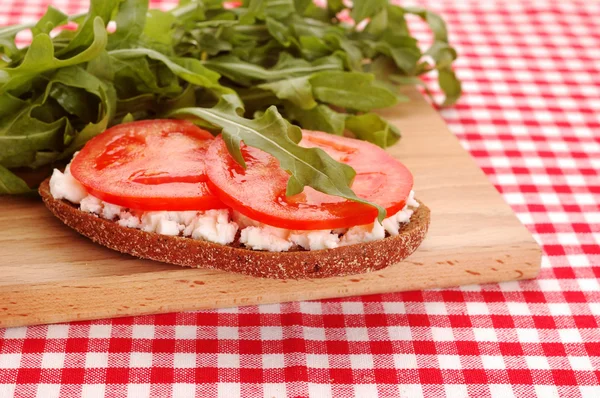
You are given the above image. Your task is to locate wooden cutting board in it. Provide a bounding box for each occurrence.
[0,89,541,328]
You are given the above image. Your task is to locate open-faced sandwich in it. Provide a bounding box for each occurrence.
[40,120,430,279]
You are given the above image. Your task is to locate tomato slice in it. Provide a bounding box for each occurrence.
[70,120,226,211]
[205,130,414,230]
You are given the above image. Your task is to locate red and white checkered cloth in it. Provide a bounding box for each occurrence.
[1,0,599,397]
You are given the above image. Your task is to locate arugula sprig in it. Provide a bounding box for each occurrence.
[171,95,387,221]
[0,0,461,221]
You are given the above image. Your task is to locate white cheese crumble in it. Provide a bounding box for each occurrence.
[234,211,345,251]
[117,212,141,229]
[240,226,293,252]
[50,160,418,252]
[49,167,87,204]
[340,219,386,246]
[383,190,419,236]
[102,202,123,220]
[188,210,239,245]
[80,195,103,214]
[233,190,418,252]
[49,164,238,245]
[290,230,341,251]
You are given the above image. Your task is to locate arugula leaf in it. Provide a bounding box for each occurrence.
[110,56,181,97]
[365,34,421,74]
[0,24,33,41]
[294,0,312,14]
[65,116,113,155]
[259,76,316,109]
[298,36,331,60]
[389,74,435,101]
[310,71,398,111]
[438,68,462,107]
[389,74,460,107]
[32,6,68,37]
[402,6,448,42]
[50,84,96,124]
[399,6,461,106]
[365,7,388,36]
[327,0,345,14]
[285,103,346,136]
[241,0,295,23]
[346,113,400,148]
[204,54,342,85]
[121,113,136,124]
[57,0,118,56]
[109,48,225,91]
[386,4,410,36]
[0,11,86,52]
[143,9,177,48]
[265,17,293,47]
[236,87,281,115]
[351,0,387,23]
[170,96,386,221]
[52,66,116,153]
[0,96,66,169]
[115,83,198,122]
[171,0,207,22]
[0,17,108,94]
[289,14,332,37]
[114,94,156,121]
[109,0,149,49]
[264,0,296,20]
[0,65,115,168]
[0,165,31,194]
[240,0,265,24]
[0,37,19,63]
[324,34,363,71]
[425,41,457,70]
[303,2,331,22]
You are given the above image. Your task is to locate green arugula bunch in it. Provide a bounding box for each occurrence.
[0,0,460,220]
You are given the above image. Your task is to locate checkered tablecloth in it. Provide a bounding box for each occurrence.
[1,0,599,397]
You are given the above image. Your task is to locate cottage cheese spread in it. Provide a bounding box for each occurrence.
[233,190,419,252]
[50,164,239,245]
[50,161,418,251]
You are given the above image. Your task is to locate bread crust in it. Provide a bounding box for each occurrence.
[39,179,430,279]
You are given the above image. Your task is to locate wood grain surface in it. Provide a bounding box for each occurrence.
[0,89,541,328]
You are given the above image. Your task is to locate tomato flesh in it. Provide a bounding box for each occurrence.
[70,120,225,211]
[205,130,414,230]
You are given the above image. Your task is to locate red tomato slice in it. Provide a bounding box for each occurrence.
[205,130,414,230]
[70,120,226,211]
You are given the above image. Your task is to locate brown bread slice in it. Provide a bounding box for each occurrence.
[39,179,430,279]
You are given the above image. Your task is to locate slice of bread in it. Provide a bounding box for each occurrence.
[39,179,430,279]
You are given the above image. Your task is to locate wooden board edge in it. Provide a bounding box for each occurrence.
[0,243,541,328]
